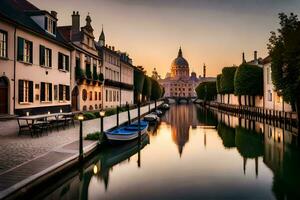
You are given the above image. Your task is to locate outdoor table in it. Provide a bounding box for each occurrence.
[17,112,74,136]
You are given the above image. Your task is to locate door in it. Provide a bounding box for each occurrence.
[0,77,8,114]
[71,86,79,111]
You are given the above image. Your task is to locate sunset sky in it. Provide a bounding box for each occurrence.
[30,0,300,78]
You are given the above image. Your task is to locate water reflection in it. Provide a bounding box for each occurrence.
[36,104,300,200]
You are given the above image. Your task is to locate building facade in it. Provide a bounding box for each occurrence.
[159,47,215,98]
[58,12,103,112]
[96,30,134,108]
[0,0,72,116]
[263,56,292,112]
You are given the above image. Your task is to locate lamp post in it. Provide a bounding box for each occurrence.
[78,113,84,163]
[99,110,105,138]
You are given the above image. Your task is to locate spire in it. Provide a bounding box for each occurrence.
[99,25,105,47]
[178,46,183,57]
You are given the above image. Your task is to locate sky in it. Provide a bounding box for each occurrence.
[29,0,300,78]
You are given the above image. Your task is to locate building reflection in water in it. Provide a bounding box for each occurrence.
[214,109,300,199]
[163,104,201,156]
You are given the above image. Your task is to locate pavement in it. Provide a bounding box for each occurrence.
[0,102,163,199]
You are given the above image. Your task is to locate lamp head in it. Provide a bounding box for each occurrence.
[78,113,84,121]
[100,110,106,117]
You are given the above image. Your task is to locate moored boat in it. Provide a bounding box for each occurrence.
[105,120,149,141]
[144,113,159,122]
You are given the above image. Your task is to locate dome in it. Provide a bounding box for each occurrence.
[171,47,189,69]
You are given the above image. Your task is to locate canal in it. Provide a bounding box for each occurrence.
[37,104,300,200]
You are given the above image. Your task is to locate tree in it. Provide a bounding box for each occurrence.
[196,81,217,102]
[142,76,152,101]
[234,63,263,106]
[221,66,237,104]
[216,74,223,103]
[268,13,300,115]
[151,78,163,100]
[134,69,145,103]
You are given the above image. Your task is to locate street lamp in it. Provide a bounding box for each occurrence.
[78,113,84,162]
[99,110,105,138]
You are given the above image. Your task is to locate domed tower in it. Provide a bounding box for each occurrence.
[171,47,189,78]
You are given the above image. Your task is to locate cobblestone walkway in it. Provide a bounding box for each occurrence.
[0,121,80,174]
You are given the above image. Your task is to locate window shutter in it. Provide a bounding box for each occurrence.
[40,82,45,101]
[29,81,34,103]
[58,53,62,70]
[66,85,70,101]
[49,49,52,67]
[59,84,63,101]
[65,55,69,71]
[53,21,56,35]
[17,37,24,61]
[18,80,24,103]
[44,16,48,30]
[49,83,52,101]
[39,45,45,66]
[29,41,33,64]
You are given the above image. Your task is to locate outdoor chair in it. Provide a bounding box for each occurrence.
[17,118,31,136]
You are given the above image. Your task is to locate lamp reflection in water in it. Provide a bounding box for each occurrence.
[78,113,84,162]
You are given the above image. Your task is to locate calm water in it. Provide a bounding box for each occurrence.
[38,104,300,200]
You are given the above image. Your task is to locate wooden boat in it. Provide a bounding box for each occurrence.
[144,113,159,122]
[105,120,149,141]
[161,103,170,110]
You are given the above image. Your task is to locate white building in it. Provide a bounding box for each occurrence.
[0,0,72,116]
[159,47,215,98]
[96,29,134,108]
[58,12,103,112]
[262,56,292,112]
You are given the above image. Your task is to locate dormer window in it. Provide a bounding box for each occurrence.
[44,16,56,35]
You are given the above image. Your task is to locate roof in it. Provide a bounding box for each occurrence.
[262,55,271,65]
[0,0,72,49]
[171,47,189,69]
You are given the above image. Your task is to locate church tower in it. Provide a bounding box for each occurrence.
[98,26,105,47]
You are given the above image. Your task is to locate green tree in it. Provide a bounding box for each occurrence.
[234,63,263,106]
[216,74,223,103]
[268,13,300,116]
[151,78,162,100]
[196,81,217,102]
[142,76,152,101]
[221,66,237,104]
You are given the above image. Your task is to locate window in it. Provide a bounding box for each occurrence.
[106,90,108,102]
[40,82,52,102]
[267,67,271,84]
[18,80,33,103]
[59,84,70,101]
[45,16,56,35]
[99,92,101,100]
[54,85,58,100]
[17,37,33,63]
[113,91,116,102]
[58,52,69,71]
[89,91,93,101]
[0,30,7,58]
[95,91,97,100]
[117,91,119,102]
[40,45,52,67]
[268,90,272,101]
[109,90,112,102]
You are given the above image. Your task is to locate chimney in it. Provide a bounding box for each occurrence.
[254,51,257,61]
[242,52,245,63]
[72,11,80,34]
[203,63,206,78]
[51,11,57,19]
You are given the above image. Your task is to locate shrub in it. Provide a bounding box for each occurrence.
[83,112,97,120]
[220,66,237,94]
[151,78,163,100]
[142,76,152,99]
[216,74,223,94]
[234,63,263,96]
[85,131,102,141]
[134,69,145,94]
[75,65,85,80]
[196,81,217,101]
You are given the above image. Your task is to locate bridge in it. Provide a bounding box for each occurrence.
[165,96,197,104]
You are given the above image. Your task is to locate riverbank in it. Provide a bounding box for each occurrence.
[194,100,299,134]
[0,101,163,200]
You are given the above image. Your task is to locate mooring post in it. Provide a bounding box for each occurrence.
[116,106,119,127]
[127,103,131,125]
[138,101,141,139]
